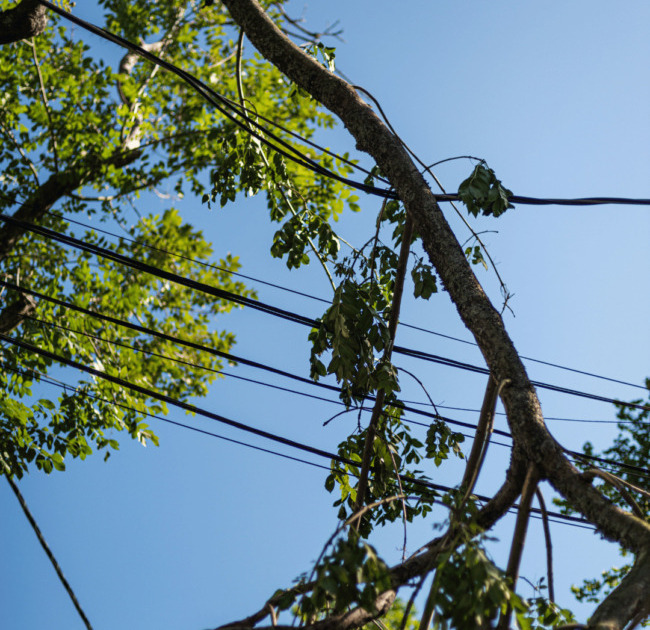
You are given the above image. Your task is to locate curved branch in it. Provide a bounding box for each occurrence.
[219,2,650,628]
[588,551,650,629]
[0,0,47,45]
[220,0,650,557]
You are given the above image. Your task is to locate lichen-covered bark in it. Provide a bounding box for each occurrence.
[219,1,650,628]
[0,0,47,44]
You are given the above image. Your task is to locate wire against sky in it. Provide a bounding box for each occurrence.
[0,357,593,530]
[40,208,649,393]
[38,1,650,208]
[4,324,650,491]
[1,222,647,413]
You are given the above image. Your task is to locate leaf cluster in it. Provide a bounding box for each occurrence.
[458,163,513,218]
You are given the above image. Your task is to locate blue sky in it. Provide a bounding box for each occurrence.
[2,1,649,628]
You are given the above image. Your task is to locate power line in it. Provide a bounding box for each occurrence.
[1,458,94,630]
[21,309,511,441]
[16,330,637,484]
[40,208,647,393]
[6,279,643,430]
[0,358,592,530]
[38,2,650,209]
[4,330,650,495]
[7,278,643,452]
[1,220,647,413]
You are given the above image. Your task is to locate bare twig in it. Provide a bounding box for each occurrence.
[351,85,512,312]
[235,27,335,291]
[535,487,555,603]
[0,115,40,184]
[1,456,94,630]
[28,37,59,170]
[583,468,646,519]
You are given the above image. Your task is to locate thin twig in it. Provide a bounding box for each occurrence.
[236,27,335,291]
[1,457,94,630]
[582,468,646,519]
[28,37,59,170]
[352,85,512,312]
[382,435,409,561]
[535,487,555,603]
[353,216,413,522]
[396,367,440,416]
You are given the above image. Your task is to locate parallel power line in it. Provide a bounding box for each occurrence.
[0,346,594,530]
[33,209,649,394]
[4,311,650,483]
[1,220,647,413]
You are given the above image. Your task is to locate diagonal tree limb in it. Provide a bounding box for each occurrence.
[0,291,36,334]
[221,0,650,552]
[218,1,650,627]
[587,551,650,629]
[0,149,141,262]
[217,453,529,630]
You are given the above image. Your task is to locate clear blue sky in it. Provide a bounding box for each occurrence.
[2,1,649,628]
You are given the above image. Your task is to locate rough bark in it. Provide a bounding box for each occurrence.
[0,292,35,334]
[0,150,140,263]
[219,1,650,628]
[0,0,48,44]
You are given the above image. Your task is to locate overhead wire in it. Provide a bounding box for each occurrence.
[4,278,646,444]
[0,355,593,530]
[38,1,650,209]
[1,221,647,413]
[35,208,648,393]
[3,0,647,517]
[18,306,512,440]
[5,311,650,486]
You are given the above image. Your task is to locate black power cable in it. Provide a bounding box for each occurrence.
[5,308,650,483]
[1,221,647,415]
[0,354,591,528]
[34,208,647,393]
[38,1,650,209]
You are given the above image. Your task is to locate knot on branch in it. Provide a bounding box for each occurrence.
[0,0,48,45]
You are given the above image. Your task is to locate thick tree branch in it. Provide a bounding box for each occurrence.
[0,292,35,334]
[0,0,47,44]
[0,150,140,262]
[220,0,650,566]
[588,551,650,629]
[217,3,650,628]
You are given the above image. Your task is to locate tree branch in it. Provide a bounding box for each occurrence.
[220,0,650,553]
[0,291,36,334]
[0,149,140,262]
[0,0,48,45]
[219,1,650,627]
